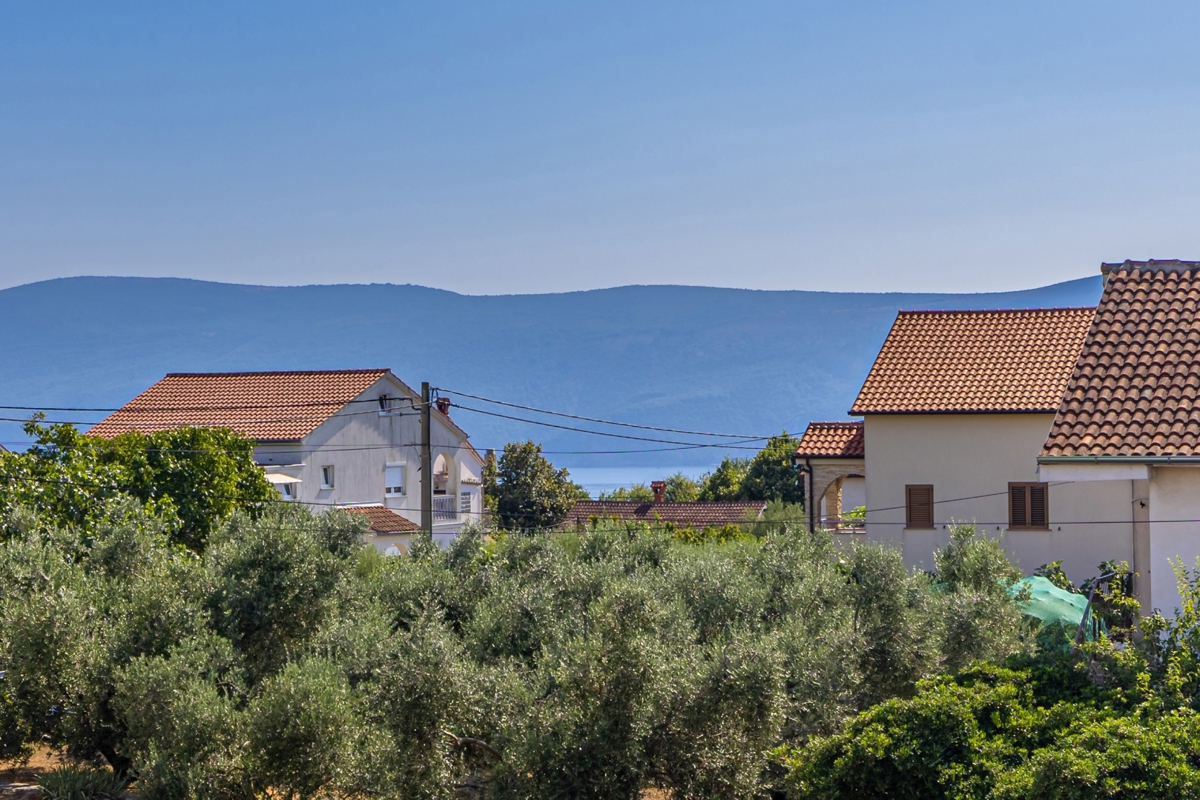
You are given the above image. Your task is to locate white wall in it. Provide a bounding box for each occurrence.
[841,476,865,511]
[1148,466,1200,616]
[864,413,1134,586]
[255,375,484,533]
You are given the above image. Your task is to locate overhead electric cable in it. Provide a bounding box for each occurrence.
[447,402,772,447]
[434,388,762,439]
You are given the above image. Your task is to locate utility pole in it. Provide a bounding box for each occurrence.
[421,381,433,535]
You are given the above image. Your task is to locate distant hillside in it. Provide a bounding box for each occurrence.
[0,275,1102,467]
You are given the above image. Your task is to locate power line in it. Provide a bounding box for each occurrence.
[0,439,760,457]
[0,408,422,428]
[448,402,772,447]
[0,397,421,414]
[434,388,762,439]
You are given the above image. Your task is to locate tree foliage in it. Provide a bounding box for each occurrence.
[0,509,1032,798]
[779,553,1200,799]
[699,433,804,504]
[487,441,581,530]
[698,456,751,501]
[0,419,275,549]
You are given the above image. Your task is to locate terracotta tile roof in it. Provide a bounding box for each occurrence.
[795,421,864,458]
[88,369,390,441]
[562,500,766,530]
[1043,261,1200,458]
[340,505,420,533]
[850,308,1095,414]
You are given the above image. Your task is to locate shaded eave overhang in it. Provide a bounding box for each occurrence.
[1038,455,1200,465]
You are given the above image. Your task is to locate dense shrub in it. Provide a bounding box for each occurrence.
[0,503,1032,799]
[779,665,1200,799]
[779,554,1200,799]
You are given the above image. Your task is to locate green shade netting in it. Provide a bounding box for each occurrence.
[1010,575,1091,634]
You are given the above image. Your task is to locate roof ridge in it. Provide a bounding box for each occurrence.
[895,307,1096,316]
[164,368,389,377]
[1102,259,1200,274]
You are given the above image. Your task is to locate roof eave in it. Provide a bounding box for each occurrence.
[794,453,865,460]
[1038,455,1200,465]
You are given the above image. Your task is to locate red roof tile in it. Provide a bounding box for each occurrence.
[1043,261,1200,458]
[88,369,391,441]
[851,308,1095,414]
[562,500,766,529]
[340,505,420,533]
[795,421,864,458]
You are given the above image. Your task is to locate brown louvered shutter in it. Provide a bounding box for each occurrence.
[906,485,934,528]
[1009,482,1048,529]
[1029,483,1048,528]
[1010,484,1027,528]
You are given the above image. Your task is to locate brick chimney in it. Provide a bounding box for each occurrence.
[435,397,451,416]
[651,481,666,503]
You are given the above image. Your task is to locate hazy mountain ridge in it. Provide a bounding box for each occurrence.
[0,275,1103,466]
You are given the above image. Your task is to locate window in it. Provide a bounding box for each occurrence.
[906,485,934,528]
[460,491,472,515]
[1009,482,1049,529]
[378,394,398,414]
[321,466,335,490]
[385,464,405,497]
[280,482,298,501]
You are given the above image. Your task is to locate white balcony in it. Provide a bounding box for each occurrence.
[433,494,457,522]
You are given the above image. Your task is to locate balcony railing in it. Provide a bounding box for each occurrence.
[433,495,457,522]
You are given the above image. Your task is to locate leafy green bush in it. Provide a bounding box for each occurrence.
[778,665,1200,799]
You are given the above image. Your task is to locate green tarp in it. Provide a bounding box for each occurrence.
[1010,575,1094,638]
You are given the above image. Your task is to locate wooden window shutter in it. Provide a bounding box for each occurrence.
[1029,483,1048,528]
[1009,482,1048,529]
[906,485,934,528]
[1010,484,1027,528]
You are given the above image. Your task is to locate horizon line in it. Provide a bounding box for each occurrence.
[0,272,1101,300]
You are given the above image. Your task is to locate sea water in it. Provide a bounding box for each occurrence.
[563,465,716,500]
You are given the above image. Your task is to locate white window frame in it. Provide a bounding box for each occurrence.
[321,465,335,490]
[460,490,472,515]
[385,462,406,497]
[280,482,298,501]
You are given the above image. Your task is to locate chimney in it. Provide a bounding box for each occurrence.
[651,481,666,503]
[435,397,451,416]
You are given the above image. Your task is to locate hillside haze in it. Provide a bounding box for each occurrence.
[0,276,1103,467]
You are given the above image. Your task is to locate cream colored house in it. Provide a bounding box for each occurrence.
[89,369,485,540]
[846,307,1137,592]
[1038,260,1200,615]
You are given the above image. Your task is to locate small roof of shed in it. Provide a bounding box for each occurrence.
[340,504,420,533]
[795,421,864,459]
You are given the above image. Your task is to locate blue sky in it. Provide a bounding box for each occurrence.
[2,1,1199,295]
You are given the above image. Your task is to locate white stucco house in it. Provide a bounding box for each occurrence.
[803,259,1200,616]
[89,368,486,545]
